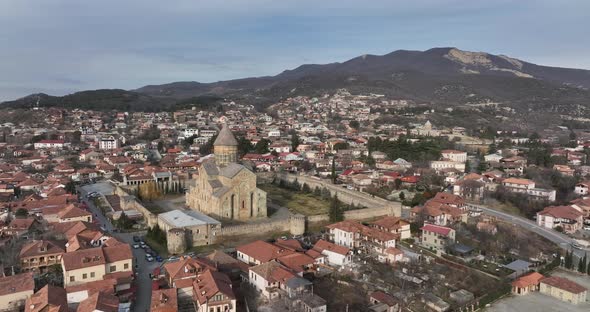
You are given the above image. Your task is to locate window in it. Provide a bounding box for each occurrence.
[90,272,95,278]
[70,276,75,282]
[124,263,129,270]
[83,273,87,279]
[110,265,116,272]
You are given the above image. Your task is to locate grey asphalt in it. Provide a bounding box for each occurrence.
[80,184,159,312]
[468,203,588,259]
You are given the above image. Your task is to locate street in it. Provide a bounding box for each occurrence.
[79,184,159,312]
[468,203,588,259]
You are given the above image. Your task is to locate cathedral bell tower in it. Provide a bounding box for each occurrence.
[213,122,238,166]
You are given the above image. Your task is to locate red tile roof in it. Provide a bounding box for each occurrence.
[541,276,586,294]
[421,224,453,236]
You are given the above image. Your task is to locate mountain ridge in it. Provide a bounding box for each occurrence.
[3,47,590,111]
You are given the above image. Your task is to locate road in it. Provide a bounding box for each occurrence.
[79,184,158,312]
[468,203,588,259]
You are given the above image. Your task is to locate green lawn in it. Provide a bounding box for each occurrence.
[260,184,331,216]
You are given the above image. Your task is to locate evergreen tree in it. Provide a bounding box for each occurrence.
[580,253,588,273]
[291,133,300,152]
[329,194,344,222]
[331,158,337,184]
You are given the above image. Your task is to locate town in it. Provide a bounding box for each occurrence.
[0,90,588,312]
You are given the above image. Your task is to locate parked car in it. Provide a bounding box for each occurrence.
[156,256,163,262]
[133,236,140,242]
[145,255,154,262]
[584,225,590,231]
[132,243,140,249]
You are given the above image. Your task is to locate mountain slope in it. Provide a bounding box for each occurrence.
[4,47,590,111]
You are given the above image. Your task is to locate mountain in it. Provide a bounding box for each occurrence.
[4,47,590,111]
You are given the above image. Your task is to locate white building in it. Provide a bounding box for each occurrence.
[441,150,467,163]
[99,136,120,150]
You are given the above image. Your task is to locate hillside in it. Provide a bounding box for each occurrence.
[3,47,590,111]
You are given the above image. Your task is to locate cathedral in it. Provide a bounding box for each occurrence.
[185,123,267,221]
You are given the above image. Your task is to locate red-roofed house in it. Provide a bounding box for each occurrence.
[537,205,584,233]
[511,272,544,295]
[420,224,456,251]
[540,276,587,304]
[311,239,352,267]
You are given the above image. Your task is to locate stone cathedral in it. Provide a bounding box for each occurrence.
[186,123,267,220]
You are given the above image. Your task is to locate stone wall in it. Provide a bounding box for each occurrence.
[218,219,290,238]
[115,185,158,227]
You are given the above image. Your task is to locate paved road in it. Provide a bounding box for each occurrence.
[468,203,588,259]
[79,185,159,312]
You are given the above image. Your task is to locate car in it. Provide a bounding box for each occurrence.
[572,243,583,249]
[584,226,590,231]
[156,256,163,262]
[168,256,179,262]
[140,242,147,248]
[132,244,140,249]
[145,255,154,262]
[133,236,140,242]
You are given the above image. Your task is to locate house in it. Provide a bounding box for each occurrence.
[76,291,120,312]
[162,256,215,296]
[248,261,311,300]
[441,150,467,163]
[311,239,352,267]
[382,247,404,264]
[3,218,39,237]
[0,272,35,311]
[484,153,503,163]
[58,205,93,223]
[502,178,556,202]
[420,224,456,252]
[326,220,398,255]
[293,293,327,312]
[369,216,411,240]
[99,136,120,150]
[61,244,133,287]
[25,285,68,312]
[539,276,587,304]
[511,272,544,296]
[192,269,237,312]
[19,240,65,272]
[236,240,295,265]
[369,291,401,312]
[537,205,584,233]
[554,164,575,176]
[574,181,590,196]
[151,288,178,312]
[34,140,66,149]
[411,193,467,226]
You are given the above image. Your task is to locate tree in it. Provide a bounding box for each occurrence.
[116,211,134,230]
[476,161,488,174]
[329,195,344,222]
[349,120,360,130]
[65,181,76,194]
[15,208,28,218]
[199,134,217,155]
[291,133,300,152]
[579,253,588,273]
[254,138,270,154]
[331,158,337,184]
[237,136,254,156]
[399,191,405,201]
[394,178,402,190]
[333,142,350,151]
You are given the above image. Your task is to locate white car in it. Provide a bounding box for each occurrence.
[132,244,140,249]
[584,226,590,231]
[145,255,154,262]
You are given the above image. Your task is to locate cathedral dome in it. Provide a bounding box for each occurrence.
[214,123,238,147]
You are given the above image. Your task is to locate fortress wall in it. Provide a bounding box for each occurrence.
[276,173,401,217]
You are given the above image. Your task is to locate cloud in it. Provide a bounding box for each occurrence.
[0,0,589,100]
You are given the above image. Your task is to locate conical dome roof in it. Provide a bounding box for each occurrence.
[214,123,238,146]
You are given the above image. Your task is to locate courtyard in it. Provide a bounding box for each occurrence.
[260,184,331,216]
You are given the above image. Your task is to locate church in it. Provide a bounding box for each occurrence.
[186,123,267,221]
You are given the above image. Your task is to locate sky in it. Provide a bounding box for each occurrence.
[1,0,589,101]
